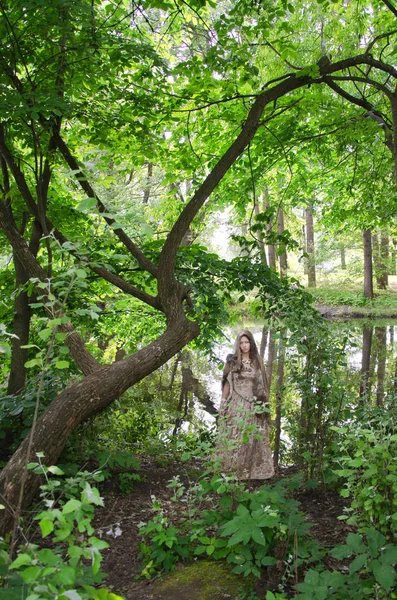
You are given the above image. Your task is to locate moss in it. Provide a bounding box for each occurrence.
[150,560,253,600]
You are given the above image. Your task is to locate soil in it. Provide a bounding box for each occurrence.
[93,456,353,600]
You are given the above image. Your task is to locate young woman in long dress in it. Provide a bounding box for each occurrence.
[216,330,274,480]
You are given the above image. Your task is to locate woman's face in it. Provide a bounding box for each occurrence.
[239,335,250,355]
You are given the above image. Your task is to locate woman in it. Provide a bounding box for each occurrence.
[216,330,274,480]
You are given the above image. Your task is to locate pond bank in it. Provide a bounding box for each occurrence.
[315,303,397,319]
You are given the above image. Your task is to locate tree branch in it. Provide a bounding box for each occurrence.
[53,132,158,277]
[0,200,100,375]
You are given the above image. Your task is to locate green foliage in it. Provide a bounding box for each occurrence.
[332,406,397,538]
[297,528,397,599]
[0,457,124,600]
[138,473,318,580]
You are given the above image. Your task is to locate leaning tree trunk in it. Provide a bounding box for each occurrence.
[363,229,374,299]
[0,317,199,534]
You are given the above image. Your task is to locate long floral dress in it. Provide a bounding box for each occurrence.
[216,359,274,480]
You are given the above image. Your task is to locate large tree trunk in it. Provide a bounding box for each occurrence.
[305,205,316,288]
[0,317,199,534]
[363,229,373,299]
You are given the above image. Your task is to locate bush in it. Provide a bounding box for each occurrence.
[138,473,319,580]
[0,455,124,600]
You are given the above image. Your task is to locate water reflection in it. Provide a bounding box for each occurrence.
[175,320,397,431]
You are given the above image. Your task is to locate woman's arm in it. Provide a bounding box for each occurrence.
[221,354,233,399]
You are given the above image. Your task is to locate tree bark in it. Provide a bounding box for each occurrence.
[277,207,287,277]
[359,327,372,400]
[264,186,277,270]
[363,229,373,299]
[273,337,285,469]
[340,246,346,270]
[375,326,387,406]
[305,205,316,288]
[7,221,42,396]
[0,317,199,534]
[391,239,396,276]
[254,197,267,266]
[265,329,276,390]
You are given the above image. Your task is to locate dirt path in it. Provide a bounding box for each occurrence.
[94,457,351,599]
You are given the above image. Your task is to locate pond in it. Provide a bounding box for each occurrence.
[195,319,397,422]
[87,317,397,474]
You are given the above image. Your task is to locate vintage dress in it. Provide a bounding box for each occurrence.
[216,356,274,480]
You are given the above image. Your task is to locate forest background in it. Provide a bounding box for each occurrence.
[0,0,396,598]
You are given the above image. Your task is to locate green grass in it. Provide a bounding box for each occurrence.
[309,285,397,316]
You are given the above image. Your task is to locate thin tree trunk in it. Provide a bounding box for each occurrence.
[259,326,268,360]
[273,337,285,469]
[391,239,396,276]
[375,326,387,406]
[302,221,308,275]
[265,329,276,391]
[7,221,42,396]
[277,207,287,277]
[305,205,316,287]
[379,229,389,289]
[264,186,276,270]
[359,327,373,400]
[340,246,346,270]
[254,197,267,265]
[142,161,153,204]
[363,229,373,299]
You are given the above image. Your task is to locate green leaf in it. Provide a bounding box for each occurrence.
[40,519,54,537]
[60,591,83,600]
[48,465,65,475]
[329,544,352,560]
[37,549,60,567]
[366,529,386,558]
[20,565,42,583]
[346,533,366,553]
[9,553,33,568]
[372,561,396,591]
[63,499,82,514]
[57,566,76,586]
[55,360,70,369]
[349,553,368,574]
[76,198,97,212]
[382,545,397,565]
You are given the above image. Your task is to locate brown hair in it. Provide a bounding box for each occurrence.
[233,329,261,371]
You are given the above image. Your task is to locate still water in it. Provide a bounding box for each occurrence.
[190,319,397,426]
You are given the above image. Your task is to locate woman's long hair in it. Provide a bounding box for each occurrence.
[233,330,261,371]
